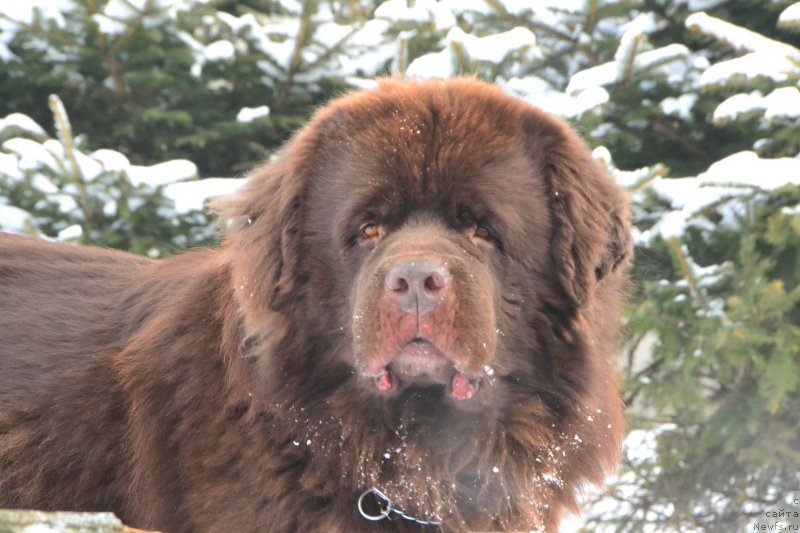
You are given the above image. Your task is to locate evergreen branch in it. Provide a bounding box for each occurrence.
[0,14,75,47]
[584,0,598,35]
[41,145,72,179]
[541,45,598,75]
[686,192,746,222]
[303,24,361,73]
[450,41,469,76]
[22,218,40,237]
[275,0,318,114]
[633,355,665,383]
[621,34,644,87]
[482,0,577,43]
[624,332,647,381]
[84,0,128,95]
[686,12,800,58]
[667,236,709,313]
[699,181,768,193]
[108,17,144,57]
[396,36,408,77]
[628,163,668,192]
[624,356,666,406]
[647,118,708,160]
[49,94,96,227]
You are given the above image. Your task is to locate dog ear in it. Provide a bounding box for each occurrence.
[524,112,632,308]
[215,151,308,316]
[214,104,349,323]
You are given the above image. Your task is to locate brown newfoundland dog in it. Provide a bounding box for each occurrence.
[0,79,631,532]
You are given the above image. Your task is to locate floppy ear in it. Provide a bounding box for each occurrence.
[524,113,632,308]
[214,102,350,323]
[215,152,308,316]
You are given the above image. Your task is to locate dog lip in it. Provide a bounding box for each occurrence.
[389,339,451,381]
[362,338,488,395]
[450,372,481,400]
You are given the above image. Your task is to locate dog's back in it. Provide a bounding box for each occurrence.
[0,233,158,395]
[0,233,150,511]
[0,233,246,531]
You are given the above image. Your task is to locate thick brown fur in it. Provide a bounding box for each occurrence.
[0,79,631,532]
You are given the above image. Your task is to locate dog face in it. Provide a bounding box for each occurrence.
[317,129,550,408]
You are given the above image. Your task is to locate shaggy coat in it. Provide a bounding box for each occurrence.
[0,79,631,532]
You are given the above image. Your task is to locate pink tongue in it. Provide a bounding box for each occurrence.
[375,368,393,392]
[451,372,479,400]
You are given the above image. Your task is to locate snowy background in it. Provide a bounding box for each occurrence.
[1,1,799,531]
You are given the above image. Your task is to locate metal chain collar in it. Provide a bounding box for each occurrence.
[358,487,442,527]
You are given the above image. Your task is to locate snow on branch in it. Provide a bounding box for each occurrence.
[697,52,797,89]
[638,151,800,243]
[690,11,800,90]
[566,44,689,93]
[375,0,456,29]
[686,12,800,58]
[503,76,608,119]
[0,111,242,243]
[0,113,47,137]
[406,25,541,79]
[713,87,800,124]
[778,3,800,29]
[455,26,538,63]
[614,13,659,85]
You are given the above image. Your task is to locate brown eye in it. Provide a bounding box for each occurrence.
[473,225,491,241]
[360,223,381,241]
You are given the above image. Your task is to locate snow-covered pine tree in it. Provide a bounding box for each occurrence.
[0,0,401,177]
[0,96,238,255]
[0,0,401,250]
[572,3,800,531]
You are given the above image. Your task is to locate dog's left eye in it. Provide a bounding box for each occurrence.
[473,225,492,241]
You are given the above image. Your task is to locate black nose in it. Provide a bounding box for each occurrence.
[385,259,450,316]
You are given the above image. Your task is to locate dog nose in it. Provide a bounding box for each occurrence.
[385,260,450,316]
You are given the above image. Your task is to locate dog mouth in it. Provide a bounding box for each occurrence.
[372,339,482,400]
